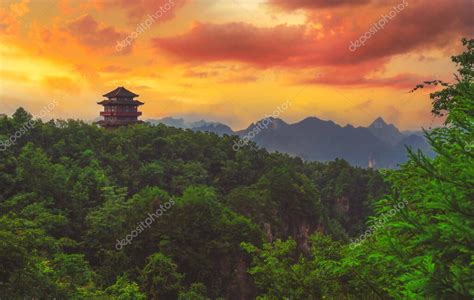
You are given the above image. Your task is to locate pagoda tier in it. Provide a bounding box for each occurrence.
[96,87,144,128]
[99,111,142,117]
[97,99,144,106]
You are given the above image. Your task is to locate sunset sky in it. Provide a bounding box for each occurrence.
[0,0,472,130]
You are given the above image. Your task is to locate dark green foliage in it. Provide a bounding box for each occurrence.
[140,253,184,299]
[0,109,386,299]
[105,275,146,300]
[243,38,474,299]
[4,37,472,298]
[3,38,468,300]
[0,108,383,298]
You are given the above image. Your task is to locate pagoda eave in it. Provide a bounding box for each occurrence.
[97,100,144,106]
[100,111,142,117]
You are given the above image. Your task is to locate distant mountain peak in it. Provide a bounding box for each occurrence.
[267,117,287,126]
[295,116,338,129]
[370,117,388,128]
[300,116,323,122]
[368,117,403,145]
[263,116,286,123]
[192,122,234,136]
[248,117,288,130]
[374,117,385,122]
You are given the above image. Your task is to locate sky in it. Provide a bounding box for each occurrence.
[0,0,472,130]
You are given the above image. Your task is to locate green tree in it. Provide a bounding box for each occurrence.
[241,234,345,299]
[243,38,474,299]
[358,38,474,298]
[178,283,210,300]
[140,252,184,299]
[105,275,146,300]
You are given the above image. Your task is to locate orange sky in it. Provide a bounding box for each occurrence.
[0,0,472,130]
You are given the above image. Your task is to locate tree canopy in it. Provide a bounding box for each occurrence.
[0,39,471,299]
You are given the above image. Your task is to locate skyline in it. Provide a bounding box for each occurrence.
[0,0,472,130]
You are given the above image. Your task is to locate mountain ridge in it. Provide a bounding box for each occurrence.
[146,116,433,168]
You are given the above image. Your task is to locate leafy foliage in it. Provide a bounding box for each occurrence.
[0,108,382,298]
[243,38,474,299]
[2,36,468,300]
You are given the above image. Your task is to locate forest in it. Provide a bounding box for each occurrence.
[0,39,472,299]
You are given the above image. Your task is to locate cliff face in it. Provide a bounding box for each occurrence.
[335,196,350,214]
[228,254,257,300]
[266,214,325,253]
[263,222,273,242]
[268,194,372,254]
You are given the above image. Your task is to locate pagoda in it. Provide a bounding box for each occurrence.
[96,87,144,128]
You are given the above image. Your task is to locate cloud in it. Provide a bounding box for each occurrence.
[94,0,188,24]
[0,69,31,83]
[343,0,473,63]
[9,0,30,16]
[219,75,259,83]
[0,0,30,35]
[43,76,81,93]
[183,70,219,78]
[101,65,132,73]
[65,14,131,54]
[151,0,472,88]
[152,22,310,68]
[304,70,438,89]
[269,0,370,10]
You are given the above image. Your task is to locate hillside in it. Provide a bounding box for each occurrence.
[0,38,472,300]
[0,110,387,298]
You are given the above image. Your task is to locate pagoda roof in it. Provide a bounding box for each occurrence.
[97,99,144,106]
[103,87,139,98]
